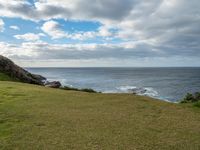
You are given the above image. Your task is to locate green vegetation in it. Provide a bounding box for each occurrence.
[0,73,17,81]
[0,81,200,149]
[180,92,200,104]
[61,86,98,93]
[194,102,200,108]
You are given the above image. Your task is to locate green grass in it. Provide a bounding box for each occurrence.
[194,102,200,108]
[0,73,16,81]
[0,81,200,149]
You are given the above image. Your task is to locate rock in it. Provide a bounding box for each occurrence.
[28,73,46,82]
[131,88,147,95]
[0,55,46,85]
[45,81,62,88]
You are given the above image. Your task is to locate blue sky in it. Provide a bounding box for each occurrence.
[0,18,104,43]
[0,0,200,67]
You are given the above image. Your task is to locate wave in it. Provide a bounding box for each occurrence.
[47,78,172,102]
[104,86,159,98]
[47,78,73,87]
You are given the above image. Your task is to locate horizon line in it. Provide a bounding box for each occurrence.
[25,66,200,68]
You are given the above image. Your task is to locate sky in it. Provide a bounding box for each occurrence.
[0,0,200,67]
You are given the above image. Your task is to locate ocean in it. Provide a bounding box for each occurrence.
[27,67,200,102]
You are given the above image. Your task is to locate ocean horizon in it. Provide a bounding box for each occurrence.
[27,67,200,102]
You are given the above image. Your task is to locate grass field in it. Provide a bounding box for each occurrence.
[0,81,200,149]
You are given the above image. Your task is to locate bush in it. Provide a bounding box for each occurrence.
[180,92,200,103]
[61,86,79,91]
[80,88,97,93]
[61,86,97,93]
[184,93,196,102]
[194,92,200,101]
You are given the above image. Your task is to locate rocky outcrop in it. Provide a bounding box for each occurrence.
[44,81,62,88]
[0,55,46,85]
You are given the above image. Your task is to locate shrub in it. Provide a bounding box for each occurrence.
[184,93,196,102]
[61,86,97,93]
[194,92,200,101]
[61,86,79,91]
[80,88,97,93]
[180,92,200,103]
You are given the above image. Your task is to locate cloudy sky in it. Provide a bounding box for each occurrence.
[0,0,199,67]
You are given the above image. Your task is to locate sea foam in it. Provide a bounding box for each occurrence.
[116,86,159,97]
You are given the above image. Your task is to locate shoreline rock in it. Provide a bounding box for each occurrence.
[44,81,62,88]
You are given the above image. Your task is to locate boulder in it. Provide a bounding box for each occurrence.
[0,55,46,85]
[45,81,62,88]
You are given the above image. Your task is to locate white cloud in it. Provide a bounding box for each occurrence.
[10,25,20,30]
[41,20,69,39]
[1,40,199,61]
[98,26,113,37]
[0,0,133,21]
[1,0,198,44]
[0,0,200,66]
[41,20,115,40]
[41,20,93,40]
[0,42,37,58]
[14,33,45,41]
[1,0,199,43]
[1,41,199,67]
[0,19,5,32]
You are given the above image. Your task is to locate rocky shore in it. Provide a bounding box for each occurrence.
[0,55,95,91]
[0,55,64,88]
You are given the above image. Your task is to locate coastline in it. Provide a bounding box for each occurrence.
[27,67,200,103]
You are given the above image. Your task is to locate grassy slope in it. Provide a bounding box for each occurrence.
[0,81,200,150]
[0,73,16,81]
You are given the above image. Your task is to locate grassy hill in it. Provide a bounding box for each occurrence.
[0,80,200,149]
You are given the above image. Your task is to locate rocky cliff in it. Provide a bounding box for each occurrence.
[0,55,46,85]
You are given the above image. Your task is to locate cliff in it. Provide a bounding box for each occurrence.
[0,55,46,85]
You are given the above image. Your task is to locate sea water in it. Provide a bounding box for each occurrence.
[27,67,200,102]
